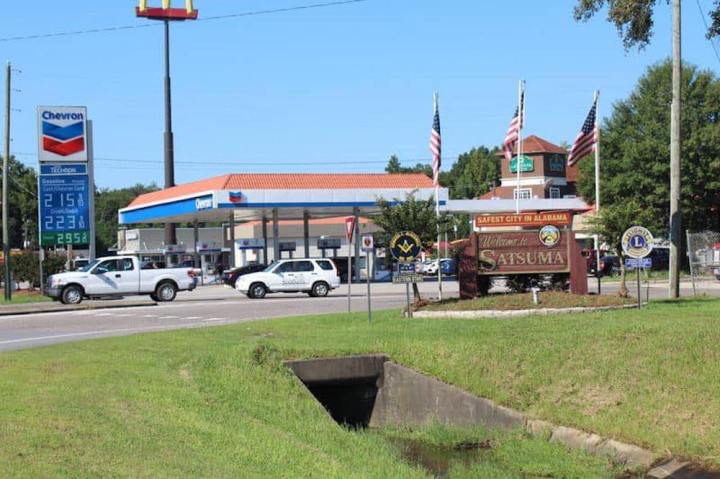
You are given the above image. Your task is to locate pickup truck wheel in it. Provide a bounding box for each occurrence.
[249,283,267,299]
[61,285,83,305]
[150,293,159,302]
[155,282,177,302]
[311,281,330,298]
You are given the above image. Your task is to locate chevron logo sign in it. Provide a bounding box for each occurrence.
[43,120,85,156]
[37,107,88,162]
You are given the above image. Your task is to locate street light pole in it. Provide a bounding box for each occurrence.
[163,18,177,248]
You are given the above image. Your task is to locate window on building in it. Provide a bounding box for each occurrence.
[513,188,531,200]
[549,187,561,199]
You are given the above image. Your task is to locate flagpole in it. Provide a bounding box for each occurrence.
[515,80,524,214]
[593,90,601,294]
[434,92,443,302]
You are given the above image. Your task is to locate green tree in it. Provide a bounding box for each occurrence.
[448,147,501,200]
[95,184,158,254]
[0,156,39,249]
[373,192,443,301]
[574,0,720,47]
[384,155,433,178]
[576,60,720,235]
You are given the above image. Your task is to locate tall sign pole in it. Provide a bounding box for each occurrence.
[87,121,97,261]
[3,62,11,300]
[669,0,682,299]
[163,18,176,247]
[136,1,199,251]
[345,216,355,313]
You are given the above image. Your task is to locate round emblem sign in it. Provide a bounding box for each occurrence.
[390,231,422,263]
[538,225,561,248]
[622,226,654,259]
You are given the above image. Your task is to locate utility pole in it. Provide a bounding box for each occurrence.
[669,0,682,299]
[3,62,11,301]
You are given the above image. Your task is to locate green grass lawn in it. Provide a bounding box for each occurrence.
[2,299,720,477]
[0,291,51,305]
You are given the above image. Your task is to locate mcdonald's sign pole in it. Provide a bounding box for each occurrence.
[136,1,198,250]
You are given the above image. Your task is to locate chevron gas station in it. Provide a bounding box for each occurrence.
[119,166,592,294]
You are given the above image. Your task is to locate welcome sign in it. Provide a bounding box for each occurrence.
[477,230,571,275]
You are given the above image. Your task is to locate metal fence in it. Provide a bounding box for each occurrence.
[686,231,720,294]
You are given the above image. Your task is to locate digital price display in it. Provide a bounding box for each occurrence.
[39,173,90,246]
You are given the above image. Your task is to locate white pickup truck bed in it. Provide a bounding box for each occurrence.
[45,256,197,304]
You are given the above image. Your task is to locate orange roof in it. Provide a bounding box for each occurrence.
[500,135,568,155]
[128,173,433,208]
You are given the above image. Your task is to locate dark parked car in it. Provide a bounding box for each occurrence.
[222,264,267,287]
[440,258,457,276]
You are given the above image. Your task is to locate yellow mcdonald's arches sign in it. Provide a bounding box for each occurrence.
[139,0,194,14]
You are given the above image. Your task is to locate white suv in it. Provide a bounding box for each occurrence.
[235,259,341,299]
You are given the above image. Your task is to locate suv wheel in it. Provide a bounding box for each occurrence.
[311,281,330,298]
[61,285,83,305]
[249,283,267,299]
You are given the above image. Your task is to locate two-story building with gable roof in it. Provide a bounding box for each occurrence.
[482,135,581,201]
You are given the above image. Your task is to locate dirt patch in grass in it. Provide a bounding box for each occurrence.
[420,291,634,312]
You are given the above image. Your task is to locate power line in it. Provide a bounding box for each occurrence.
[12,151,456,167]
[0,0,369,43]
[696,0,720,65]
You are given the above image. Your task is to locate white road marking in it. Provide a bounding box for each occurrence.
[185,316,202,320]
[202,318,226,322]
[158,315,179,320]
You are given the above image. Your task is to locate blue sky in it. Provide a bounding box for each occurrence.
[1,0,719,189]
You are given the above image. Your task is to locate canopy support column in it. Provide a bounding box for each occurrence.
[229,212,236,268]
[262,216,268,264]
[303,210,310,258]
[272,208,280,263]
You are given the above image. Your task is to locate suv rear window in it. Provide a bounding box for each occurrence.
[316,260,334,271]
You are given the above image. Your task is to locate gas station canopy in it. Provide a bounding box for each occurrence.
[119,173,449,225]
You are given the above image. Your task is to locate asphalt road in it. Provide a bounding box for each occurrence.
[0,282,455,352]
[0,278,717,352]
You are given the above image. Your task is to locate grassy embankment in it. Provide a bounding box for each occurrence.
[2,299,720,476]
[0,290,50,305]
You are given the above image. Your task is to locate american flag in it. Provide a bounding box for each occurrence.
[503,90,524,162]
[430,95,441,187]
[568,99,598,166]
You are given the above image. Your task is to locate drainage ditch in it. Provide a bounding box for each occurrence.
[285,355,720,479]
[285,355,511,477]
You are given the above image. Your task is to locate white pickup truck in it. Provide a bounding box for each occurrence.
[45,256,197,305]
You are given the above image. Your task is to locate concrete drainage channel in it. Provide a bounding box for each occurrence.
[285,355,718,479]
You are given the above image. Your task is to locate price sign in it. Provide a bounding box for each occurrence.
[39,169,90,246]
